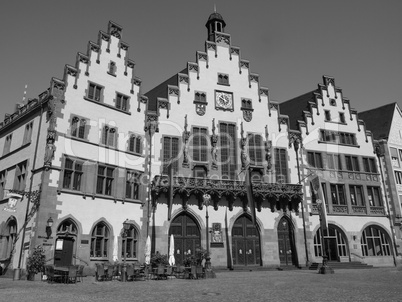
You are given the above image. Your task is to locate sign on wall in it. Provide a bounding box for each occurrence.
[3,193,22,212]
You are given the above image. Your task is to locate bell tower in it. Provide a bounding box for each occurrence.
[205,10,226,42]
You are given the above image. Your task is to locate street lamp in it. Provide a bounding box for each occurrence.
[122,219,131,282]
[46,217,54,239]
[203,194,211,271]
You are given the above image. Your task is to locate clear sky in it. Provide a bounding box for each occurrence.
[0,0,401,118]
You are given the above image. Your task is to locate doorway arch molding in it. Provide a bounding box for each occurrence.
[228,209,263,237]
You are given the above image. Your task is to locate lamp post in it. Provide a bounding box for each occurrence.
[316,199,334,274]
[122,219,131,282]
[46,217,53,239]
[203,194,211,271]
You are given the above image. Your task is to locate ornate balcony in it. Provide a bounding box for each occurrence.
[152,175,303,212]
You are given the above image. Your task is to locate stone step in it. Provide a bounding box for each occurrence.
[309,261,374,270]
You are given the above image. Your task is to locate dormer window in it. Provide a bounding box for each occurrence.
[218,73,229,85]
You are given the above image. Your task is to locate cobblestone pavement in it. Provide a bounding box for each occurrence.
[1,268,401,302]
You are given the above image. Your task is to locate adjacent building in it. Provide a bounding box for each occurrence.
[280,77,398,267]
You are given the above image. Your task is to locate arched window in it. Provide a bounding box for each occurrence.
[0,219,17,259]
[57,219,78,235]
[102,126,117,147]
[122,225,138,259]
[71,116,86,139]
[128,135,142,154]
[313,225,348,260]
[90,222,110,258]
[361,225,391,256]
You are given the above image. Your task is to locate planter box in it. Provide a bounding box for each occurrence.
[28,272,42,281]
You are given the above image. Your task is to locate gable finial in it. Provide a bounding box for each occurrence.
[214,4,216,13]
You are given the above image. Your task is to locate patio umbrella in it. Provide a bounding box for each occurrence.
[112,236,119,262]
[145,235,151,265]
[168,234,175,266]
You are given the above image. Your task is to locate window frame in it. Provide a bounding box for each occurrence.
[122,225,139,259]
[128,134,143,155]
[162,136,180,174]
[274,148,288,183]
[13,161,27,191]
[3,134,13,155]
[96,164,115,196]
[361,225,391,257]
[23,122,34,145]
[70,116,87,139]
[191,127,208,163]
[87,82,103,102]
[330,183,346,205]
[125,170,141,200]
[367,186,382,207]
[101,125,117,148]
[219,122,237,180]
[115,93,129,112]
[62,157,84,191]
[349,185,364,206]
[307,151,323,169]
[248,133,263,166]
[345,155,360,172]
[90,222,110,258]
[217,73,229,85]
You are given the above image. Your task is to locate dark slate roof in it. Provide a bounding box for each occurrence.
[278,90,318,130]
[358,102,397,140]
[144,68,187,112]
[206,12,226,26]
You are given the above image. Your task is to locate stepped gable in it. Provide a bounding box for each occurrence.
[280,75,371,138]
[359,102,397,140]
[144,12,270,120]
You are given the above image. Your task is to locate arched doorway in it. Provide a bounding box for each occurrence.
[314,224,348,261]
[232,215,261,266]
[277,216,297,266]
[54,219,78,267]
[169,212,201,265]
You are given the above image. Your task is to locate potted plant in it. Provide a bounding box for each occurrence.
[26,245,46,281]
[150,252,169,268]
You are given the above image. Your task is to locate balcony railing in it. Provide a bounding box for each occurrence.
[152,175,303,211]
[311,203,384,216]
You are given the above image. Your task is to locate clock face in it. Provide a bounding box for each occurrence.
[215,91,233,111]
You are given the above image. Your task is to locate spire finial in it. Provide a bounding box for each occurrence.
[214,4,216,13]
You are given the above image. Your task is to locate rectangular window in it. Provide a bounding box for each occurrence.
[339,112,345,123]
[126,170,140,200]
[349,185,364,206]
[218,73,229,85]
[62,157,83,191]
[391,148,399,167]
[220,123,237,179]
[274,148,288,183]
[162,136,180,174]
[0,170,6,200]
[320,130,357,146]
[13,161,27,191]
[23,122,33,145]
[3,134,12,155]
[330,184,346,205]
[367,186,382,207]
[116,93,129,112]
[88,83,102,101]
[194,92,206,103]
[96,165,114,196]
[324,110,331,121]
[345,155,359,171]
[102,126,117,147]
[327,154,342,170]
[307,152,323,168]
[363,157,377,173]
[192,127,208,162]
[395,171,402,185]
[248,134,263,166]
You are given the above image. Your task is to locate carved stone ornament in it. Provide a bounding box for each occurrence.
[211,118,218,170]
[243,110,252,122]
[182,115,190,168]
[196,104,206,116]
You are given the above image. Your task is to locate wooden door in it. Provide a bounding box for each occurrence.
[54,238,74,267]
[277,217,296,266]
[232,216,261,266]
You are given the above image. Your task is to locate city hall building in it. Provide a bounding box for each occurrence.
[0,12,400,278]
